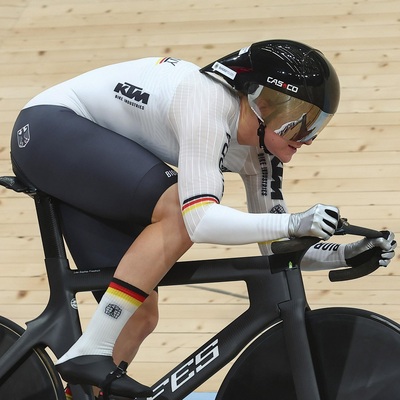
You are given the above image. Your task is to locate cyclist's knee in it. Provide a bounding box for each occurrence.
[152,184,182,224]
[151,184,193,251]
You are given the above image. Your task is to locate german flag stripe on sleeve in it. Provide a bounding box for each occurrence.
[182,194,219,215]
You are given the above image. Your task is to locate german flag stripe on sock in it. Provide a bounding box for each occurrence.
[108,279,148,307]
[182,194,219,215]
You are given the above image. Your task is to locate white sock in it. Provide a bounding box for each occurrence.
[56,278,148,364]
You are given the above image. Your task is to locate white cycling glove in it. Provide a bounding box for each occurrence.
[345,231,397,267]
[288,204,340,240]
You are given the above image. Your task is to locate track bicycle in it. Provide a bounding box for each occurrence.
[0,175,399,400]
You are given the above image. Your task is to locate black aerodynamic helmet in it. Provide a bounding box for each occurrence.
[200,39,340,144]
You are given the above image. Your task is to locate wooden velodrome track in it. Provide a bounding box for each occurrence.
[0,0,399,392]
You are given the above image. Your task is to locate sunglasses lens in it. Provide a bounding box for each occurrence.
[248,86,333,142]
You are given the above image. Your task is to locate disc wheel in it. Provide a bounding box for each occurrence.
[216,308,400,399]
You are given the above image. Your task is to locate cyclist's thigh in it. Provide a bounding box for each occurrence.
[59,202,144,270]
[11,105,177,225]
[59,202,146,301]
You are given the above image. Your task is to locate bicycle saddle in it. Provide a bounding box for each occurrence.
[0,176,36,194]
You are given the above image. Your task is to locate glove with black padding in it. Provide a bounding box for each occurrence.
[345,231,397,268]
[288,204,340,240]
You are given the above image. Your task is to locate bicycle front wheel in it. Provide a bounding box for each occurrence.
[0,316,65,399]
[216,307,400,400]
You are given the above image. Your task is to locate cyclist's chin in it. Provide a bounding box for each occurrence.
[273,151,294,164]
[265,142,297,163]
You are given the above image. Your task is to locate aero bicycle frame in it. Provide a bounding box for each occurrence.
[0,176,388,400]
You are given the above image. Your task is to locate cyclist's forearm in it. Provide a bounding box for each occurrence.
[186,202,290,244]
[301,242,346,271]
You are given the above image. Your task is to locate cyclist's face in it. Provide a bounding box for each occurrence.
[264,126,312,163]
[248,86,332,143]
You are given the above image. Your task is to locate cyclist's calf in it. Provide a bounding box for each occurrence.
[113,290,159,365]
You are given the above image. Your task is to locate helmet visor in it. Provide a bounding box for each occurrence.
[248,86,333,143]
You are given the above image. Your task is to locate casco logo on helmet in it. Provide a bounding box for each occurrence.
[266,77,299,93]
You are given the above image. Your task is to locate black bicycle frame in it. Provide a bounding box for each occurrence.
[0,183,321,400]
[151,253,321,400]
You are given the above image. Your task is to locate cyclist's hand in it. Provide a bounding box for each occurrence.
[345,231,397,267]
[288,204,339,240]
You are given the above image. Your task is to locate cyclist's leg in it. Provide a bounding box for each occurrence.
[55,185,191,398]
[10,106,176,225]
[114,180,193,293]
[11,105,192,397]
[114,290,159,364]
[58,202,160,373]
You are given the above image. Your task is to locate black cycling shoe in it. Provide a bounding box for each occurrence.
[65,385,130,400]
[56,355,152,398]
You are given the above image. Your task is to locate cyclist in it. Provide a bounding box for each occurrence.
[10,39,396,399]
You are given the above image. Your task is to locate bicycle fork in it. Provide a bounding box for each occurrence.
[279,266,321,400]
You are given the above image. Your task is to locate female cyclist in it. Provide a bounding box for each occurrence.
[10,39,396,398]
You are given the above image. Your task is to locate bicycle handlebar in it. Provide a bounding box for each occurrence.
[271,218,388,282]
[329,220,388,282]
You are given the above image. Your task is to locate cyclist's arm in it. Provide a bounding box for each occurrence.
[240,152,347,267]
[239,151,289,255]
[301,243,346,270]
[244,175,347,267]
[169,74,291,245]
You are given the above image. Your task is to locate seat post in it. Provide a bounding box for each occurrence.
[0,174,67,260]
[33,191,67,259]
